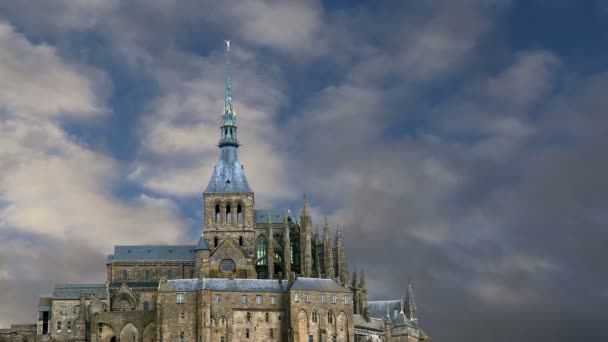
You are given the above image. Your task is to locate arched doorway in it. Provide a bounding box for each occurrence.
[98,323,116,342]
[120,323,138,342]
[143,323,156,342]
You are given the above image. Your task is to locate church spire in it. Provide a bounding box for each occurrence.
[204,40,252,193]
[406,280,417,321]
[219,40,239,148]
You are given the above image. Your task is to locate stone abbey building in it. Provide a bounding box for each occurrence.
[0,42,430,342]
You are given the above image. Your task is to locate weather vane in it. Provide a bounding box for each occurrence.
[225,40,231,51]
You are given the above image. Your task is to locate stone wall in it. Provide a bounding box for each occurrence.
[289,290,354,342]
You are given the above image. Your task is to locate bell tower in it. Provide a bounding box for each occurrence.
[201,41,256,278]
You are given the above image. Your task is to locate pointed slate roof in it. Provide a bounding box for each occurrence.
[194,235,210,250]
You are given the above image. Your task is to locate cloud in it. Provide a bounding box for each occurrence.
[0,21,187,325]
[128,47,295,206]
[0,22,106,119]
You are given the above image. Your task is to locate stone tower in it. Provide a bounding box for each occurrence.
[201,40,256,278]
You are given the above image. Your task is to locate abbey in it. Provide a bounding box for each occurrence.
[0,43,430,342]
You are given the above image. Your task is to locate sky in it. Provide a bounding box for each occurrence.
[0,0,606,340]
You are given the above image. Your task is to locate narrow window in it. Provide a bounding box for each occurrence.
[122,270,128,280]
[168,270,173,279]
[181,312,186,320]
[265,312,269,322]
[331,295,337,304]
[56,321,61,332]
[270,328,274,338]
[221,337,225,342]
[343,295,349,304]
[237,204,243,222]
[309,335,313,342]
[180,332,185,342]
[214,237,219,247]
[327,312,333,324]
[241,294,248,304]
[145,269,150,281]
[67,321,72,332]
[214,294,221,303]
[246,312,251,322]
[294,292,299,302]
[144,302,149,311]
[270,295,276,305]
[215,204,220,222]
[332,337,337,342]
[239,236,243,246]
[321,294,326,304]
[305,293,311,302]
[98,326,102,337]
[312,310,318,323]
[61,305,67,315]
[176,293,185,304]
[256,295,262,304]
[246,328,250,338]
[73,306,79,315]
[226,204,232,222]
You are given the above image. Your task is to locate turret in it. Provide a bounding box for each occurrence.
[384,302,393,341]
[405,280,417,322]
[282,211,291,277]
[266,212,274,279]
[299,194,313,277]
[334,226,348,284]
[323,218,335,279]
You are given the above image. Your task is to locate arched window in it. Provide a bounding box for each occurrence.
[215,204,220,222]
[226,204,232,222]
[220,259,236,273]
[237,204,243,222]
[214,237,219,248]
[312,310,318,323]
[239,236,243,246]
[327,311,333,324]
[256,236,267,265]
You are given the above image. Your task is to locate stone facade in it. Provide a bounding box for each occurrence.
[1,43,431,342]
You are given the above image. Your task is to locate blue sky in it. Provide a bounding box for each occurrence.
[0,1,607,340]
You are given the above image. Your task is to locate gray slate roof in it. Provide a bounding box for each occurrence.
[194,236,209,250]
[109,281,159,289]
[163,278,289,293]
[205,146,253,193]
[253,209,298,224]
[368,300,401,321]
[53,284,107,300]
[353,315,385,331]
[112,245,195,261]
[289,277,350,293]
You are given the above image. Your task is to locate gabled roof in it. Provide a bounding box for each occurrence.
[161,278,289,293]
[289,277,349,293]
[368,300,401,321]
[53,284,107,300]
[112,245,195,261]
[353,315,385,331]
[253,209,298,224]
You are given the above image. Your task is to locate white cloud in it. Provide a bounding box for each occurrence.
[0,21,186,252]
[0,22,106,119]
[129,48,295,206]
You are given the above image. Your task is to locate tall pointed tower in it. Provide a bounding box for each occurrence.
[201,41,256,278]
